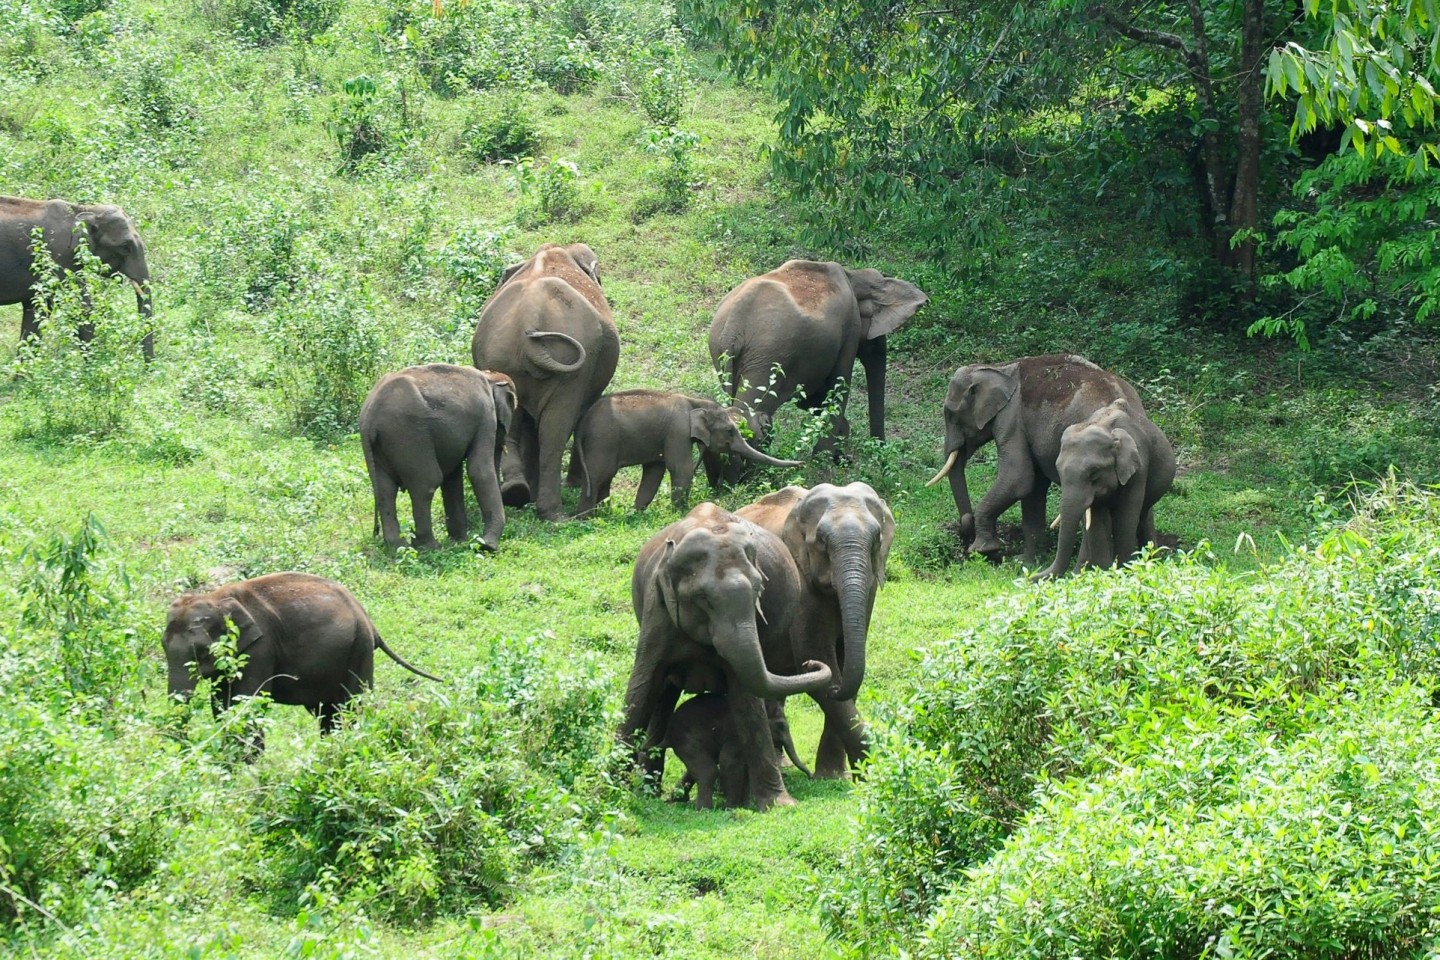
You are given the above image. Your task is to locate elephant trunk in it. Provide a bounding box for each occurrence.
[945,440,976,539]
[730,435,801,469]
[1039,486,1089,579]
[166,644,196,702]
[831,542,875,702]
[131,277,154,360]
[713,615,832,699]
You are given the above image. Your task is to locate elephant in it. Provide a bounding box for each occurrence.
[619,502,834,810]
[925,354,1147,565]
[737,482,894,778]
[572,389,801,515]
[1036,397,1176,579]
[705,260,927,481]
[1,195,154,359]
[359,364,518,551]
[163,573,441,755]
[664,692,811,809]
[471,242,619,521]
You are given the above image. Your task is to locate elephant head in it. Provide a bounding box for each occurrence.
[651,521,832,700]
[1045,399,1144,576]
[926,363,1018,537]
[76,204,152,322]
[692,403,801,470]
[162,593,262,700]
[497,241,601,292]
[780,483,895,702]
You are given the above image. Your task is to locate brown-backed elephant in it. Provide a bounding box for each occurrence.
[359,364,517,551]
[738,482,894,778]
[471,242,619,520]
[573,389,801,515]
[620,502,833,810]
[705,260,927,481]
[664,692,811,809]
[0,195,153,358]
[926,354,1146,565]
[163,573,441,754]
[1036,398,1176,579]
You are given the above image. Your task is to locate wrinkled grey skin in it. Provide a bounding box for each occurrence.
[927,354,1146,565]
[163,573,441,755]
[620,503,833,811]
[664,692,811,809]
[738,482,894,778]
[471,243,619,521]
[1036,398,1176,579]
[573,389,800,515]
[360,365,517,551]
[705,260,927,482]
[0,195,154,359]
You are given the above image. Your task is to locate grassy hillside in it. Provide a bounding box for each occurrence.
[3,0,1440,956]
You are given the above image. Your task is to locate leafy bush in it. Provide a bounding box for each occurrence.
[388,0,540,94]
[106,42,199,138]
[821,482,1440,954]
[438,222,512,328]
[328,75,392,173]
[221,0,339,44]
[460,96,541,165]
[0,0,62,76]
[632,126,699,219]
[508,155,594,226]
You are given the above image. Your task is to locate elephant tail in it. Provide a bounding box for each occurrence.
[574,427,594,500]
[524,330,587,375]
[374,634,444,683]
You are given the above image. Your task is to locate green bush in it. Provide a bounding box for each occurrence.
[328,75,392,174]
[460,96,541,165]
[508,155,594,227]
[438,222,512,329]
[821,483,1440,954]
[221,0,339,43]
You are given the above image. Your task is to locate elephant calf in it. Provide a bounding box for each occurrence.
[665,691,811,809]
[572,389,799,516]
[360,364,517,551]
[163,573,441,755]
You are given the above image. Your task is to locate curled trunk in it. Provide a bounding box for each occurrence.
[713,617,832,699]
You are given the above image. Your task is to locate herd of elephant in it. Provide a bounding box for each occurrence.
[3,196,1176,810]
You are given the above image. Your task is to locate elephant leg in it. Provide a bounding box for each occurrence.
[682,752,720,809]
[663,438,697,510]
[318,701,343,734]
[971,453,1036,556]
[372,471,404,548]
[20,299,39,343]
[727,687,791,810]
[467,427,505,551]
[1113,485,1146,565]
[812,695,868,779]
[409,480,441,550]
[1138,506,1157,548]
[1082,505,1116,569]
[858,334,887,441]
[501,414,535,507]
[634,462,667,511]
[534,403,582,521]
[440,469,469,543]
[719,744,749,809]
[1019,476,1052,567]
[641,681,683,784]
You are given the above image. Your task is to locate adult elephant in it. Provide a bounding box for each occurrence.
[925,354,1145,565]
[1035,398,1175,579]
[163,573,441,755]
[0,195,154,358]
[620,502,833,810]
[705,260,927,479]
[472,242,619,520]
[738,482,894,778]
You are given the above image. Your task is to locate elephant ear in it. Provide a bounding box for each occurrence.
[656,539,681,625]
[218,598,262,652]
[566,243,602,286]
[497,261,527,290]
[868,496,897,588]
[969,369,1017,432]
[689,407,719,447]
[488,376,517,442]
[858,275,928,339]
[1112,428,1142,485]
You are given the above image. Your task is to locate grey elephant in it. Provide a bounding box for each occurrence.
[163,573,441,754]
[573,389,801,515]
[705,260,927,480]
[738,482,894,778]
[359,364,517,551]
[620,502,833,811]
[1,195,153,358]
[1036,398,1176,579]
[926,354,1146,565]
[665,692,811,809]
[471,242,619,520]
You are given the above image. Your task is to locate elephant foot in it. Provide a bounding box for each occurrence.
[535,505,565,522]
[412,537,441,552]
[757,791,798,811]
[968,534,1003,556]
[501,481,532,507]
[812,763,853,781]
[476,536,500,552]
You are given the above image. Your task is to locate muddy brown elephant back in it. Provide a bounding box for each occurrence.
[705,260,927,483]
[471,243,619,520]
[0,195,154,358]
[572,389,801,515]
[1035,397,1176,579]
[620,502,833,810]
[162,573,441,756]
[738,482,894,778]
[359,364,517,551]
[926,354,1147,565]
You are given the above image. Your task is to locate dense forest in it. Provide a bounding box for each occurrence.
[2,0,1439,956]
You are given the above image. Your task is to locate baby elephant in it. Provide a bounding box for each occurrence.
[360,364,517,550]
[573,389,799,515]
[666,691,811,809]
[162,573,441,754]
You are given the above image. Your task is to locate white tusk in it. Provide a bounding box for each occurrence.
[755,596,768,624]
[1050,513,1062,530]
[925,450,960,487]
[1084,508,1092,531]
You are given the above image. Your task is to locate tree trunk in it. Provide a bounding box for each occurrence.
[1227,0,1266,291]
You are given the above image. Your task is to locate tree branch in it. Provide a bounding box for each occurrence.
[1093,6,1187,51]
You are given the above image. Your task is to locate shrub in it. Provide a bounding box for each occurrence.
[328,75,392,174]
[438,222,512,329]
[631,126,699,219]
[460,97,541,165]
[221,0,339,43]
[508,156,593,227]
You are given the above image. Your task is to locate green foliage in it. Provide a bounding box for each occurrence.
[328,75,392,173]
[460,96,542,165]
[632,126,699,219]
[220,0,339,44]
[507,155,595,226]
[438,222,513,328]
[0,0,62,77]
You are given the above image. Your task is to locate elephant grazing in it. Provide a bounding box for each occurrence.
[664,692,811,810]
[572,389,801,515]
[738,482,894,778]
[620,502,833,810]
[359,364,517,551]
[926,354,1146,566]
[471,242,619,521]
[0,195,154,358]
[1036,398,1175,579]
[163,573,441,755]
[705,260,927,479]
